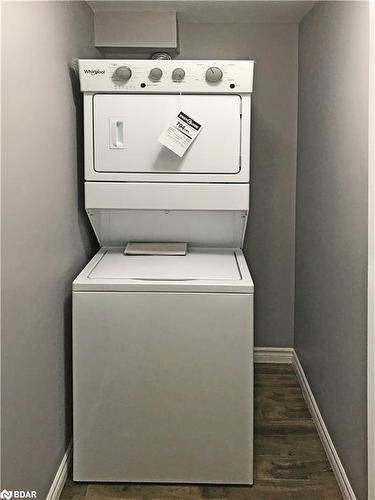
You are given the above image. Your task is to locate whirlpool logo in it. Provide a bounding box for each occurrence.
[0,490,37,499]
[84,69,105,75]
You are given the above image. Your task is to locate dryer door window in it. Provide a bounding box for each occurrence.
[93,94,242,175]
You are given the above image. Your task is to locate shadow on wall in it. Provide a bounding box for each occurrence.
[69,64,98,249]
[244,99,295,347]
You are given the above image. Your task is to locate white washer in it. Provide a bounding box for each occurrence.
[73,60,255,484]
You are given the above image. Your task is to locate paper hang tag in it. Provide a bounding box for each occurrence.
[158,111,203,157]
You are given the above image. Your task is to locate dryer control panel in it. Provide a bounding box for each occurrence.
[78,60,254,93]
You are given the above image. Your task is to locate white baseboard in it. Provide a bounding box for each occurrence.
[46,441,72,500]
[254,347,294,364]
[292,351,356,500]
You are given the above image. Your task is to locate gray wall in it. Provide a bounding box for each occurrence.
[178,23,298,346]
[1,2,98,497]
[295,3,369,499]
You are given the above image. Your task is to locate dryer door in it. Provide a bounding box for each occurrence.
[93,94,241,175]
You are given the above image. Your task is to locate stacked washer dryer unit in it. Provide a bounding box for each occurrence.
[73,60,255,485]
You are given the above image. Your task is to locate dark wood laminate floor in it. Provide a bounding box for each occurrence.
[61,364,342,500]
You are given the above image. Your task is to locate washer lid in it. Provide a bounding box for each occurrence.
[89,247,241,281]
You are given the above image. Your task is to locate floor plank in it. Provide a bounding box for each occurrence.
[60,363,342,499]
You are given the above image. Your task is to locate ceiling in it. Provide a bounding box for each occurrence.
[87,1,317,23]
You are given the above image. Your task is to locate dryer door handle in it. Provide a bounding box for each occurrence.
[109,119,124,149]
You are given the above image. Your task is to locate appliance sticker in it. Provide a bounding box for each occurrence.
[158,111,203,157]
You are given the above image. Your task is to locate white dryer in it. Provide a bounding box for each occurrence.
[73,60,255,485]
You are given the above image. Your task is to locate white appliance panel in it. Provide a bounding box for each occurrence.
[85,182,249,210]
[93,94,241,175]
[87,209,248,248]
[73,248,254,293]
[84,183,249,248]
[89,247,241,281]
[73,291,253,484]
[79,60,254,94]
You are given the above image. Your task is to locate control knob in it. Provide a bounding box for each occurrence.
[112,66,132,83]
[149,67,163,81]
[206,67,223,83]
[172,68,185,82]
